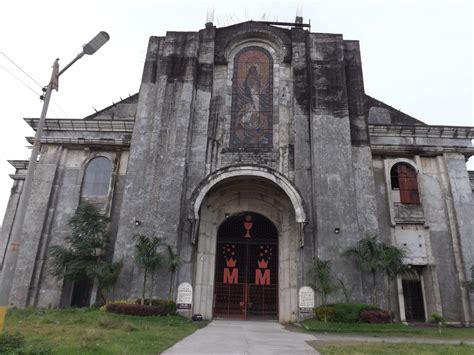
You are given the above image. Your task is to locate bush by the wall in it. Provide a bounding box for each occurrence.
[106,300,177,316]
[330,303,380,323]
[358,309,391,323]
[106,303,163,316]
[314,306,336,322]
[134,299,177,315]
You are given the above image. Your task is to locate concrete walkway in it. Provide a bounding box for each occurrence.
[162,320,318,355]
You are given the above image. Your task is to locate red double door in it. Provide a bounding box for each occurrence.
[213,213,278,320]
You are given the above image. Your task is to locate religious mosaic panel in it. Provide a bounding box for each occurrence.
[230,46,273,149]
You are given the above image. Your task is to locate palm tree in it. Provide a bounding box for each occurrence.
[166,245,181,300]
[307,258,339,306]
[380,244,417,312]
[343,236,384,306]
[133,234,164,305]
[90,260,123,303]
[344,235,416,309]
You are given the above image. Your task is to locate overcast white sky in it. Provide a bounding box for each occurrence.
[0,0,472,221]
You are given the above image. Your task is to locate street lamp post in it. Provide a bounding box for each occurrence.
[0,32,110,306]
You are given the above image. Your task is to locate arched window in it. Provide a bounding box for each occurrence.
[82,157,112,197]
[390,163,420,204]
[230,46,273,149]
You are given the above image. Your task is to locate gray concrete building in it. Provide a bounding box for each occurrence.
[1,19,473,324]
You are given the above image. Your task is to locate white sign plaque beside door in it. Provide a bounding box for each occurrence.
[176,282,192,310]
[299,286,315,313]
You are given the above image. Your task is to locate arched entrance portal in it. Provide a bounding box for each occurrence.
[214,212,278,320]
[192,173,304,323]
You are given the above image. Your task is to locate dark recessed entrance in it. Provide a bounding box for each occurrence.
[213,212,278,320]
[402,278,426,321]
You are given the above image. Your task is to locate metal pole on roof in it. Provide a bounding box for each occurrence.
[0,32,110,306]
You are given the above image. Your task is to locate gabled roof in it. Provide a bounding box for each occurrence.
[366,95,427,126]
[84,93,138,120]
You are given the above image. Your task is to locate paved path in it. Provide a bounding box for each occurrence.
[162,320,318,355]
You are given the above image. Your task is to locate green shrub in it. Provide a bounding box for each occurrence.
[0,332,25,352]
[106,300,176,316]
[431,312,447,334]
[135,299,177,314]
[358,310,391,323]
[330,303,380,323]
[314,306,336,322]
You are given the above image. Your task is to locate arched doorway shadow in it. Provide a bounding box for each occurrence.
[214,212,278,320]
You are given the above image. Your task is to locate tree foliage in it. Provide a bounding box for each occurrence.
[133,234,164,305]
[343,235,413,308]
[166,245,181,300]
[49,202,122,303]
[307,258,339,306]
[343,236,383,306]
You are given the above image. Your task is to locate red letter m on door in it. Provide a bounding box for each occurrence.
[255,269,270,285]
[223,268,238,284]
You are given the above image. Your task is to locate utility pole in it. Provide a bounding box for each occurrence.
[0,32,110,306]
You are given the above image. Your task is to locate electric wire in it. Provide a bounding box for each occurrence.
[0,65,39,96]
[1,52,42,88]
[0,52,69,117]
[0,65,60,118]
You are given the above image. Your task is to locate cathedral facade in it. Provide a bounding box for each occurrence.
[1,19,473,324]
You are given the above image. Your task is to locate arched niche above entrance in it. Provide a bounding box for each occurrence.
[190,166,307,224]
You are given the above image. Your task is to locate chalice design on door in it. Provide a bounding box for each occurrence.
[243,215,253,238]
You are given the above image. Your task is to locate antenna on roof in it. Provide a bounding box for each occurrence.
[296,5,303,17]
[295,5,303,24]
[206,7,214,28]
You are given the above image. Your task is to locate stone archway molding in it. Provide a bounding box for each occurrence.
[189,165,307,226]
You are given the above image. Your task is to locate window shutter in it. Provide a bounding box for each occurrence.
[397,164,420,204]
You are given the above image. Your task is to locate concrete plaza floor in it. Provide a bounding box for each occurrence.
[162,320,318,355]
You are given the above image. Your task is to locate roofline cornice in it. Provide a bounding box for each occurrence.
[369,124,474,139]
[24,118,134,132]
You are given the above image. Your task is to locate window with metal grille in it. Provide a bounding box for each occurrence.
[82,156,111,197]
[390,163,420,204]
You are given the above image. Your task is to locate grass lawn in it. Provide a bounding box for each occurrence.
[309,341,474,355]
[2,307,205,354]
[302,319,474,339]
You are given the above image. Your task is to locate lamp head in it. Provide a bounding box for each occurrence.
[83,31,110,55]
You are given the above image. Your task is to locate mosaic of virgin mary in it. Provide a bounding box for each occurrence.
[230,47,273,149]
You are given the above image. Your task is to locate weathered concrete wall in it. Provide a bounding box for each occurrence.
[0,146,128,308]
[344,40,379,238]
[307,32,366,303]
[30,149,127,307]
[177,26,216,298]
[113,31,202,300]
[8,145,63,306]
[291,27,314,289]
[443,154,473,322]
[0,170,24,268]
